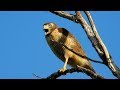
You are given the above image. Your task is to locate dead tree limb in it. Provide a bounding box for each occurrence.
[50,11,120,78]
[50,11,78,23]
[42,66,104,79]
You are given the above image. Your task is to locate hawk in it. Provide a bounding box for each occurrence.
[43,22,95,72]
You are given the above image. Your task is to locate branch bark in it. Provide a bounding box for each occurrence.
[50,11,120,78]
[42,66,104,79]
[50,11,78,23]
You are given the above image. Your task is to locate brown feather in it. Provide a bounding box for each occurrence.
[45,25,95,72]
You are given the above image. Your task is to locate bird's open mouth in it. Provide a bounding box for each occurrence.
[44,29,49,35]
[44,29,48,33]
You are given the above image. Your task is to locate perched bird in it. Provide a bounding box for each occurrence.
[43,22,95,73]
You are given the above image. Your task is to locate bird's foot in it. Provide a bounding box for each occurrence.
[59,67,67,72]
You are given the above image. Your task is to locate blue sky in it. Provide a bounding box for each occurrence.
[0,11,119,79]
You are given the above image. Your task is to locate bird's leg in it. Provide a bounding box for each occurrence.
[59,57,68,72]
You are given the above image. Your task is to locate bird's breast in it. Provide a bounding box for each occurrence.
[45,35,66,61]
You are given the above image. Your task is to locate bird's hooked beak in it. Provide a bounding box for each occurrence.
[43,25,49,35]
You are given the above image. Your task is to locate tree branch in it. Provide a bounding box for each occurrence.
[84,11,112,63]
[84,11,120,78]
[33,73,42,79]
[41,66,104,79]
[75,11,104,55]
[50,11,120,78]
[50,11,78,23]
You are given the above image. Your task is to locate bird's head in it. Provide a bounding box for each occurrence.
[43,22,58,35]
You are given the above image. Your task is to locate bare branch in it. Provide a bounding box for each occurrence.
[42,66,104,79]
[84,11,97,33]
[33,73,42,79]
[75,11,104,54]
[84,11,111,63]
[50,11,78,23]
[50,11,120,78]
[84,11,120,78]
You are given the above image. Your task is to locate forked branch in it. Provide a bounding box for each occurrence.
[50,11,120,78]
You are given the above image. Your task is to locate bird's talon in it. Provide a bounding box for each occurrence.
[59,68,67,72]
[77,65,80,68]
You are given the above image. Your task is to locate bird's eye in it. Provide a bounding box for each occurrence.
[48,24,51,27]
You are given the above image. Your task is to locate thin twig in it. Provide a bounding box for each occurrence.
[32,73,42,79]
